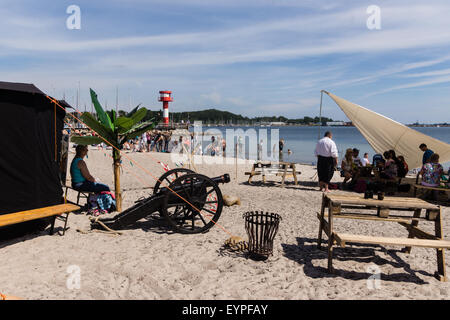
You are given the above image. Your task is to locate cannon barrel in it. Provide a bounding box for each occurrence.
[159,173,230,194]
[211,173,230,184]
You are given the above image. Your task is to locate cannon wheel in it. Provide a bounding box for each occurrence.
[153,168,194,194]
[161,173,223,234]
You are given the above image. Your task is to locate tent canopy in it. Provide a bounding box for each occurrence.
[324,91,450,169]
[0,81,66,215]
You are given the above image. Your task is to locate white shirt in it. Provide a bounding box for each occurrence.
[315,137,338,158]
[361,157,370,167]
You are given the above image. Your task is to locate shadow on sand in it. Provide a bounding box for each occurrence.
[282,237,432,284]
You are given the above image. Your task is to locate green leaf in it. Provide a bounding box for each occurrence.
[81,112,116,144]
[121,119,157,143]
[90,88,114,130]
[130,107,147,125]
[114,116,134,132]
[126,104,141,117]
[70,135,105,145]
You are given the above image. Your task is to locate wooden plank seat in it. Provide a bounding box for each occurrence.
[0,203,80,235]
[414,184,450,192]
[413,173,450,197]
[244,170,301,176]
[333,232,450,249]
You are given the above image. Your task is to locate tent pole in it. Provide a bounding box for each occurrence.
[318,90,324,140]
[54,101,57,161]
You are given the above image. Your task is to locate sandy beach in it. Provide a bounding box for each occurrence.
[1,146,450,300]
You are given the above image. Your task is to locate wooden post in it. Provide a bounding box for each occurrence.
[235,143,238,181]
[404,209,422,254]
[318,194,326,249]
[292,163,298,185]
[327,201,335,273]
[435,207,446,281]
[113,149,122,212]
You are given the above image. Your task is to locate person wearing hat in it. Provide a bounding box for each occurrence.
[352,148,362,167]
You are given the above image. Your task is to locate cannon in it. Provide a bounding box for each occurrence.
[91,169,230,234]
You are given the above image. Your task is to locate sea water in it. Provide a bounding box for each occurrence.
[193,126,450,169]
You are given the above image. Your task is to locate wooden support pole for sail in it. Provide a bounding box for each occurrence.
[318,90,324,140]
[235,143,238,181]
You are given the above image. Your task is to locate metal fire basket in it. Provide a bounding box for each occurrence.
[243,211,281,259]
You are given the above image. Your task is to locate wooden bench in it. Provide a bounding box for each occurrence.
[333,232,450,281]
[317,193,448,281]
[413,173,449,197]
[334,232,450,249]
[0,203,80,236]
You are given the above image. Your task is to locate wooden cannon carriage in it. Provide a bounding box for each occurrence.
[91,168,230,234]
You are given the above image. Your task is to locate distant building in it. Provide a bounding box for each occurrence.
[326,121,345,126]
[269,122,286,126]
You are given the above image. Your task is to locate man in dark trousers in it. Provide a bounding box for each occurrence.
[314,131,339,192]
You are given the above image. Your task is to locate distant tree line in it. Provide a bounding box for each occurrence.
[142,108,335,125]
[65,108,335,126]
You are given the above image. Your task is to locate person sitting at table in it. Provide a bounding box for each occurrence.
[419,153,444,200]
[352,148,362,166]
[397,155,409,178]
[380,151,397,180]
[341,148,355,185]
[70,145,111,193]
[361,153,370,167]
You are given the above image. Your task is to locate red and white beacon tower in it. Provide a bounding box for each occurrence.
[159,90,173,126]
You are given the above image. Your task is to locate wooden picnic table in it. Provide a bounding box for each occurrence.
[317,193,450,281]
[245,161,301,187]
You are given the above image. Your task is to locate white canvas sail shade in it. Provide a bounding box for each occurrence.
[324,91,450,170]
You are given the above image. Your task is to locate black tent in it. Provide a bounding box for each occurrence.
[0,81,67,235]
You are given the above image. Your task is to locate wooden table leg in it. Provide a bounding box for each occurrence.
[434,207,447,281]
[248,165,255,183]
[327,202,335,273]
[281,164,288,187]
[404,209,422,254]
[318,194,326,249]
[292,164,298,185]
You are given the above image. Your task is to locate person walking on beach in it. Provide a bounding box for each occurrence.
[314,131,338,192]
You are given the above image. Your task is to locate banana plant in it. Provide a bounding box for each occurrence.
[71,88,157,211]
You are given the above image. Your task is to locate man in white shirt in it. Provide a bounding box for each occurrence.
[361,153,370,167]
[314,131,339,192]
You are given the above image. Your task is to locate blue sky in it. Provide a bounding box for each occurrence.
[1,0,450,123]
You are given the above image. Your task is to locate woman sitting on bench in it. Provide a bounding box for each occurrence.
[70,145,111,193]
